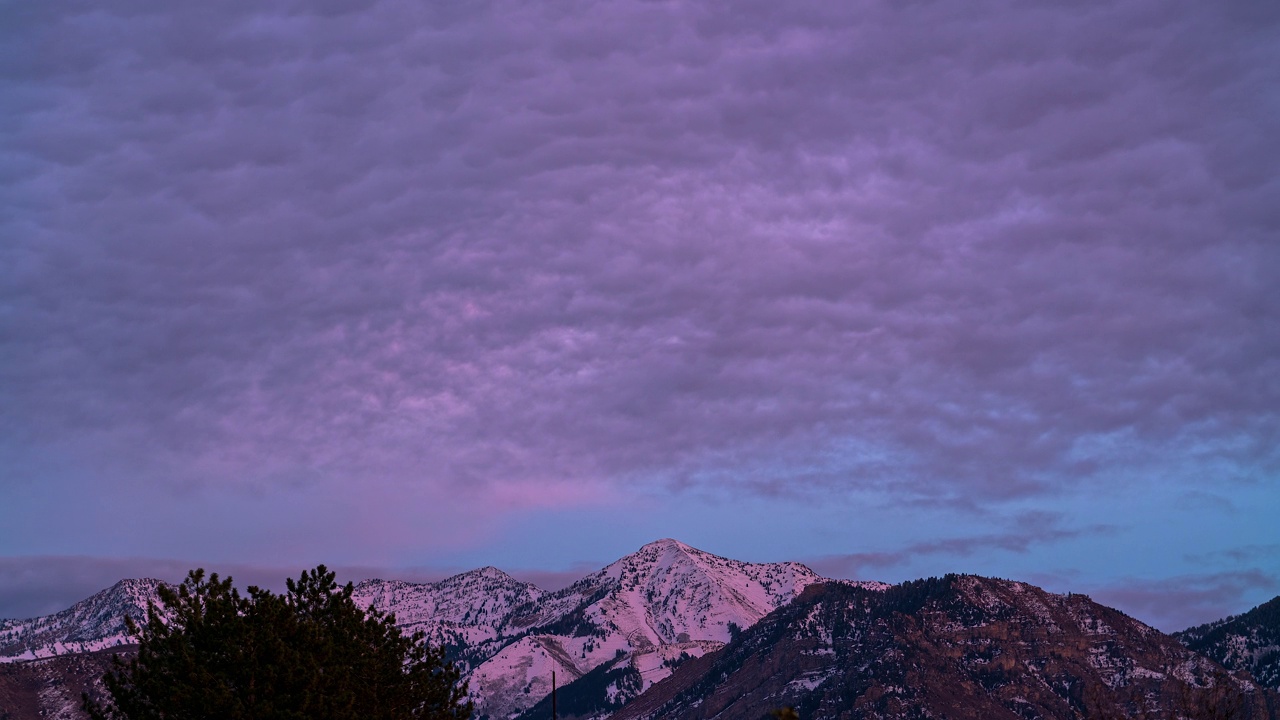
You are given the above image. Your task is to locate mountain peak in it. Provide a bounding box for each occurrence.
[448,565,521,584]
[588,538,826,644]
[108,577,166,601]
[642,538,692,551]
[0,577,168,661]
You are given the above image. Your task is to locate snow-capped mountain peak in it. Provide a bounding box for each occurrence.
[350,565,543,652]
[0,578,168,661]
[595,538,825,645]
[465,540,829,718]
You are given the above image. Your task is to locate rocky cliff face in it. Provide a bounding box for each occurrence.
[1178,595,1280,691]
[609,577,1279,720]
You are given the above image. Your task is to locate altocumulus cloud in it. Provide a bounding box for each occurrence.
[1,0,1278,598]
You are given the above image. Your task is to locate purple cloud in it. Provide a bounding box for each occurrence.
[1,0,1277,614]
[1087,570,1280,633]
[808,512,1116,577]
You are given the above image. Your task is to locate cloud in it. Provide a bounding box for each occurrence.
[1086,570,1280,633]
[808,512,1115,577]
[1,0,1277,572]
[1185,543,1280,566]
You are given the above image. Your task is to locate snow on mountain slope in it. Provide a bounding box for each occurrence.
[351,566,543,651]
[465,539,831,719]
[0,579,165,662]
[599,538,824,645]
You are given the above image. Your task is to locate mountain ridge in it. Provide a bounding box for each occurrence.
[4,543,1277,720]
[608,576,1280,720]
[1177,595,1280,690]
[0,540,836,719]
[0,578,165,661]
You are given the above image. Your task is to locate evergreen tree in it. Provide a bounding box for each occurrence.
[84,566,472,720]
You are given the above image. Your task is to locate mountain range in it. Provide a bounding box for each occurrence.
[1,539,1277,720]
[1,540,852,719]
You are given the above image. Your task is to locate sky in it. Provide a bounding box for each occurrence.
[1,0,1277,632]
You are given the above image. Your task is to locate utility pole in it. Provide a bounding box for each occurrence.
[552,670,557,720]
